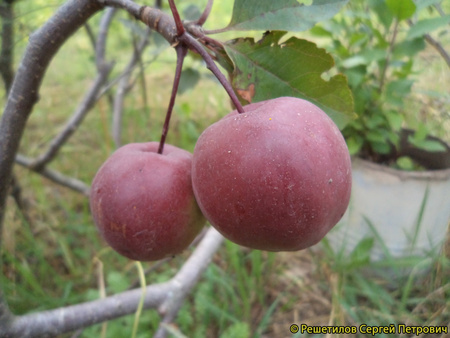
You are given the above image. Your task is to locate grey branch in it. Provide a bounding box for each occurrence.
[424,33,450,69]
[96,7,117,71]
[0,227,224,338]
[113,28,151,148]
[29,65,113,171]
[101,0,142,19]
[15,154,91,196]
[0,0,103,326]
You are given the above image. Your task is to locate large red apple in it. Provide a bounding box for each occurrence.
[90,142,205,261]
[192,97,351,251]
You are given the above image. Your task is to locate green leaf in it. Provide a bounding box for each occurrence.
[225,0,348,32]
[385,110,403,131]
[385,79,413,106]
[396,156,416,170]
[408,128,447,152]
[407,15,450,40]
[348,237,374,269]
[178,68,200,95]
[369,0,393,29]
[224,31,355,129]
[393,38,426,58]
[345,136,363,155]
[386,0,416,21]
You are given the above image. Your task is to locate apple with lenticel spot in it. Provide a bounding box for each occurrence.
[191,97,351,251]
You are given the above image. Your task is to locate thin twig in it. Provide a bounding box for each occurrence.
[158,45,187,154]
[196,0,213,26]
[101,0,142,18]
[179,32,244,113]
[30,65,113,170]
[406,19,450,69]
[96,7,117,71]
[112,28,151,148]
[424,33,450,68]
[16,154,91,196]
[83,23,97,51]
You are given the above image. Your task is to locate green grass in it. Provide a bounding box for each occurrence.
[1,1,450,337]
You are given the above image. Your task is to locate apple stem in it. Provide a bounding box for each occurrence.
[157,45,187,155]
[196,0,213,26]
[168,0,185,36]
[179,33,245,114]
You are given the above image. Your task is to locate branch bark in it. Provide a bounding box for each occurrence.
[112,28,151,148]
[0,227,224,338]
[15,154,91,196]
[0,0,103,241]
[0,0,103,325]
[29,64,113,170]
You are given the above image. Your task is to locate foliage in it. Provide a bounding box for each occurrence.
[310,0,449,161]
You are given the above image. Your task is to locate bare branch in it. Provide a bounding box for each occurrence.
[179,32,244,114]
[158,45,188,154]
[196,0,213,26]
[102,0,142,18]
[0,0,103,326]
[140,6,178,44]
[96,7,117,71]
[112,28,151,148]
[30,65,113,170]
[407,19,450,69]
[154,229,224,338]
[15,154,91,196]
[0,227,224,337]
[84,23,96,51]
[424,34,450,69]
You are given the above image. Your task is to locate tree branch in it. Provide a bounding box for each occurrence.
[15,154,91,196]
[101,0,142,19]
[0,0,103,239]
[424,33,450,68]
[0,227,224,337]
[96,7,117,72]
[0,0,103,328]
[29,65,113,170]
[112,27,151,148]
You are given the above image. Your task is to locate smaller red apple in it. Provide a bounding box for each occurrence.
[90,142,205,261]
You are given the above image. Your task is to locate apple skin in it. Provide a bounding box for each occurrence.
[90,142,205,261]
[192,97,351,251]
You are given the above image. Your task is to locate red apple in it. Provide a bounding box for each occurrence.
[90,142,205,261]
[192,97,351,251]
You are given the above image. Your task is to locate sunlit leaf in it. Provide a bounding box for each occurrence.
[225,0,348,32]
[224,31,355,129]
[386,0,416,21]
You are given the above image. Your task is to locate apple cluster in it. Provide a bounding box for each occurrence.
[90,97,352,261]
